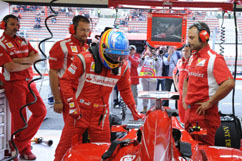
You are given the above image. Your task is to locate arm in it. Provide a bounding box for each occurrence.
[196,79,234,115]
[117,66,144,120]
[49,69,63,113]
[173,71,179,92]
[163,54,170,66]
[182,77,188,110]
[12,51,41,65]
[3,61,32,72]
[128,56,139,68]
[59,55,84,119]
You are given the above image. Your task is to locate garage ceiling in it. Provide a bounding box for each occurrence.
[3,0,109,7]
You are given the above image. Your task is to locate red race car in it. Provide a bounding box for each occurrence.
[63,91,242,161]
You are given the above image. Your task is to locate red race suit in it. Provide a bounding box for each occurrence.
[49,35,89,121]
[54,51,142,161]
[0,32,46,153]
[184,45,233,145]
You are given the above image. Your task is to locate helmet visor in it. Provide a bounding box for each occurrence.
[104,52,128,63]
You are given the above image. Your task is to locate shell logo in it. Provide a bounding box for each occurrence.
[120,155,136,161]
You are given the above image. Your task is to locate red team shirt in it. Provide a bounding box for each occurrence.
[49,35,89,78]
[0,32,38,81]
[185,45,233,105]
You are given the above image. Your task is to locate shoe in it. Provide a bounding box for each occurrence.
[20,150,36,160]
[8,141,18,161]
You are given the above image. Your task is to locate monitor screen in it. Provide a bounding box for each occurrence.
[147,13,187,48]
[151,17,182,42]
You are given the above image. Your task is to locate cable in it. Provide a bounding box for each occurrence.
[219,11,225,56]
[5,1,58,160]
[232,1,238,117]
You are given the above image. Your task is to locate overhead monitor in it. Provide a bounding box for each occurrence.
[147,13,187,48]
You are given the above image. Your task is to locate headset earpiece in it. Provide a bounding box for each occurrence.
[0,21,6,30]
[194,22,209,43]
[199,30,209,43]
[69,24,75,35]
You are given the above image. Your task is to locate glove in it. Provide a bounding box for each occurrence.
[68,102,81,119]
[129,105,145,120]
[132,110,145,121]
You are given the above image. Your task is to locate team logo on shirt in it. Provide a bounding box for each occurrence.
[196,58,206,66]
[6,42,14,48]
[90,62,95,72]
[71,46,78,52]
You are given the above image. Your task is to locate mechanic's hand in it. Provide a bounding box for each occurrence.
[69,106,81,119]
[182,99,188,110]
[196,101,212,115]
[131,109,145,120]
[53,102,63,114]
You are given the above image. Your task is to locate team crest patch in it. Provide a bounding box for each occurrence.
[6,42,14,48]
[71,46,78,52]
[69,102,75,108]
[196,58,206,66]
[90,62,95,72]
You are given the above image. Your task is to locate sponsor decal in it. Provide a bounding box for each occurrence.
[120,155,136,161]
[196,58,206,66]
[189,72,204,78]
[69,102,75,108]
[69,109,75,114]
[85,74,118,87]
[71,46,78,52]
[178,156,193,161]
[6,42,14,48]
[21,41,27,46]
[49,57,57,61]
[67,97,73,102]
[84,102,91,106]
[68,66,76,75]
[70,64,77,70]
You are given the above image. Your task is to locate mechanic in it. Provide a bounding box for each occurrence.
[183,22,234,145]
[54,28,144,161]
[0,14,47,160]
[128,44,140,105]
[173,44,191,123]
[49,15,90,122]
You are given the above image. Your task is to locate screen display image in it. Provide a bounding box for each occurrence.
[151,17,182,42]
[146,13,187,48]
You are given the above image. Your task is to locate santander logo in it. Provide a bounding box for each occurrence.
[120,155,136,161]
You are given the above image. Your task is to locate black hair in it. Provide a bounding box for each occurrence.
[72,15,90,31]
[189,21,210,42]
[2,14,19,27]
